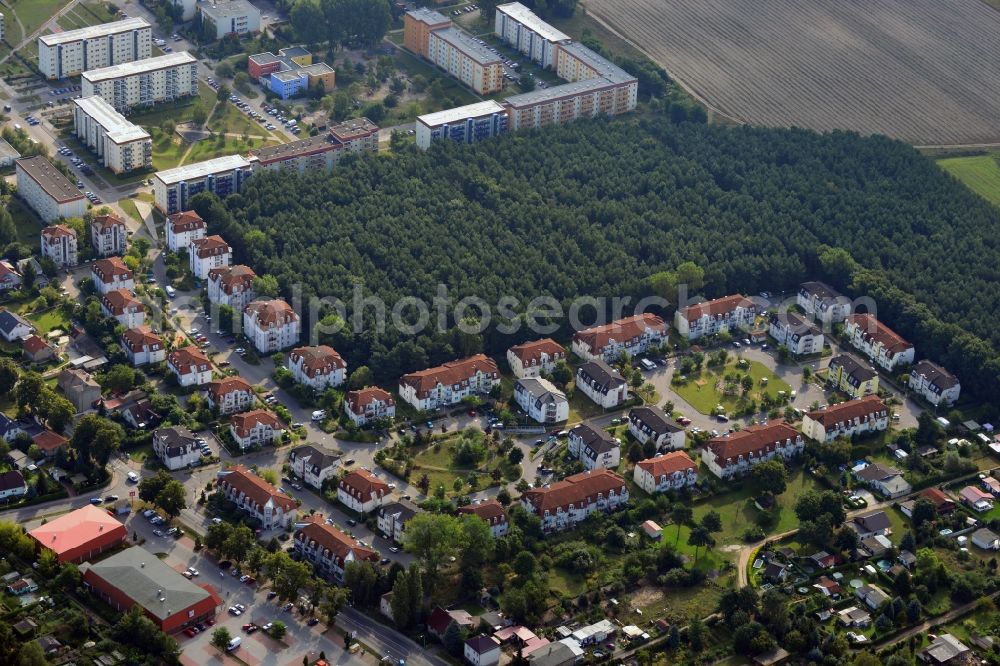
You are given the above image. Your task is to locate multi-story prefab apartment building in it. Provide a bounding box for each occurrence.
[427,27,505,95]
[503,75,637,130]
[82,51,198,114]
[329,118,380,154]
[198,0,261,40]
[38,17,152,79]
[494,2,569,69]
[403,8,452,57]
[73,96,152,173]
[416,101,509,149]
[153,155,256,214]
[16,157,87,223]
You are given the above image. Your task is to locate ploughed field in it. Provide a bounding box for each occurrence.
[588,0,1000,146]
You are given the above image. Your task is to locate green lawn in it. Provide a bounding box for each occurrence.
[130,82,218,131]
[118,199,144,224]
[183,135,276,165]
[28,306,72,334]
[673,358,791,415]
[8,198,43,250]
[938,153,1000,209]
[207,103,269,137]
[11,0,75,38]
[149,128,188,170]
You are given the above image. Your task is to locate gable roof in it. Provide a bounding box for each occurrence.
[854,510,891,533]
[101,288,143,315]
[571,313,666,352]
[636,451,696,477]
[466,635,501,654]
[0,309,33,336]
[828,354,877,384]
[628,406,682,436]
[569,423,617,455]
[91,213,125,233]
[33,430,68,452]
[508,338,565,365]
[345,387,394,414]
[0,470,26,492]
[805,395,887,427]
[911,359,959,391]
[289,346,345,376]
[230,409,281,438]
[855,463,901,482]
[190,235,230,258]
[167,210,205,233]
[680,294,753,322]
[22,334,51,355]
[705,421,800,462]
[846,313,912,355]
[339,469,391,503]
[521,469,626,514]
[458,498,506,524]
[294,515,377,565]
[576,360,626,392]
[218,465,295,513]
[168,347,211,375]
[206,376,254,402]
[919,487,954,509]
[289,444,338,472]
[399,355,499,397]
[92,257,132,284]
[121,325,161,352]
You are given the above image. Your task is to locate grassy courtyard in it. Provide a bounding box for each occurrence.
[673,358,791,415]
[410,430,512,496]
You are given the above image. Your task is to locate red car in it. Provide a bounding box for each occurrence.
[184,628,197,637]
[244,576,256,585]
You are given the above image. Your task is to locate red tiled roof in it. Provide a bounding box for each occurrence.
[190,235,230,259]
[22,334,50,354]
[681,294,752,322]
[458,498,506,524]
[167,210,205,233]
[805,395,887,427]
[121,325,161,352]
[92,257,132,284]
[636,451,696,477]
[245,299,298,327]
[206,376,254,402]
[339,469,391,504]
[41,224,75,240]
[846,314,912,354]
[289,346,344,377]
[507,338,565,364]
[0,261,19,280]
[294,515,378,565]
[920,487,954,509]
[520,469,626,515]
[705,421,799,463]
[101,289,143,315]
[168,347,211,375]
[345,387,394,415]
[33,430,68,452]
[91,213,125,233]
[208,265,255,294]
[219,464,295,513]
[399,355,499,398]
[571,314,666,352]
[230,409,281,438]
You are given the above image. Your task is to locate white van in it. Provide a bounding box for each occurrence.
[640,358,656,371]
[127,471,139,483]
[164,285,176,298]
[226,637,241,651]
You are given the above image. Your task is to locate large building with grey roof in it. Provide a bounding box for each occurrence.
[495,2,569,68]
[427,27,505,94]
[82,51,198,113]
[73,96,151,173]
[15,157,87,223]
[38,17,152,79]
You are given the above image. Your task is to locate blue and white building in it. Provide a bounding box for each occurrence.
[153,155,256,214]
[416,101,508,149]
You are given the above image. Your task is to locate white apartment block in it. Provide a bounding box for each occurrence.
[92,256,134,295]
[172,0,198,21]
[701,422,804,479]
[82,52,198,114]
[90,213,128,257]
[188,235,231,279]
[199,0,261,40]
[207,265,256,313]
[165,210,206,252]
[633,451,698,494]
[457,499,508,538]
[217,465,295,529]
[769,312,824,355]
[507,337,566,378]
[844,314,915,371]
[0,13,4,45]
[167,347,213,387]
[520,469,629,533]
[427,27,504,95]
[571,313,668,362]
[801,396,889,443]
[230,409,284,450]
[495,2,569,69]
[798,281,852,324]
[628,406,685,452]
[154,155,256,214]
[908,359,961,407]
[398,355,500,411]
[286,346,346,391]
[121,325,165,366]
[337,470,391,515]
[152,426,201,471]
[100,289,145,328]
[40,224,79,268]
[243,300,300,353]
[514,377,568,424]
[674,294,756,340]
[73,96,151,173]
[38,17,152,79]
[344,387,396,426]
[293,516,378,583]
[567,424,621,471]
[575,360,628,409]
[288,445,338,490]
[206,376,256,415]
[16,157,87,224]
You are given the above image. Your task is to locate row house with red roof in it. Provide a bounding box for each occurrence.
[506,338,566,378]
[167,346,213,386]
[287,345,346,390]
[398,354,499,411]
[206,376,256,415]
[207,265,256,313]
[293,515,379,582]
[121,325,165,366]
[100,288,144,327]
[571,313,667,362]
[801,396,889,443]
[92,256,134,295]
[188,235,231,279]
[632,451,698,493]
[674,294,756,340]
[520,469,629,533]
[217,465,296,529]
[165,210,206,252]
[458,498,508,537]
[344,387,396,426]
[701,421,804,479]
[844,313,915,371]
[90,213,127,257]
[229,409,283,450]
[337,469,391,514]
[243,299,300,353]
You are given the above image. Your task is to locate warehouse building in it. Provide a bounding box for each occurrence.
[38,17,152,79]
[153,154,256,214]
[82,51,198,114]
[15,156,87,223]
[416,100,509,149]
[73,96,152,173]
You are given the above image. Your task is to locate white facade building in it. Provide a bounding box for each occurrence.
[73,96,151,174]
[40,224,79,268]
[797,281,852,324]
[908,359,961,407]
[633,451,698,494]
[628,406,685,451]
[230,410,284,450]
[16,157,87,224]
[152,426,201,470]
[121,325,165,366]
[494,2,569,69]
[464,636,502,666]
[398,355,500,411]
[415,101,509,149]
[287,346,346,391]
[514,377,568,424]
[844,314,915,371]
[506,337,566,378]
[167,347,213,386]
[199,0,262,40]
[205,376,256,415]
[457,499,508,538]
[218,465,296,529]
[207,265,256,312]
[165,210,206,252]
[520,469,629,533]
[567,423,621,471]
[337,469,391,515]
[188,235,231,280]
[243,300,300,353]
[38,17,152,79]
[802,396,889,443]
[91,256,134,295]
[89,213,128,257]
[344,387,396,426]
[675,294,756,340]
[82,51,198,114]
[154,154,256,214]
[701,422,804,479]
[575,360,628,409]
[288,445,339,490]
[571,313,668,362]
[769,311,824,355]
[100,289,145,327]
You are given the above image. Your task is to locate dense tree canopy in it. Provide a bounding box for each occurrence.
[197,118,1000,401]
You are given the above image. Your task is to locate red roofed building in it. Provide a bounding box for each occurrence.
[633,451,697,493]
[344,387,396,426]
[100,288,144,328]
[844,313,915,371]
[91,256,134,295]
[293,515,378,582]
[165,210,206,252]
[22,334,56,363]
[89,213,126,257]
[0,260,22,292]
[398,355,499,411]
[217,465,296,529]
[701,421,803,479]
[207,264,256,312]
[458,498,508,537]
[29,504,127,563]
[520,469,629,533]
[121,325,165,366]
[674,294,756,340]
[205,376,255,415]
[337,469,391,514]
[243,299,300,353]
[802,395,889,442]
[427,606,475,640]
[188,235,231,279]
[287,345,346,390]
[229,409,283,450]
[33,430,68,458]
[506,338,566,378]
[167,347,212,387]
[40,224,78,268]
[571,313,668,362]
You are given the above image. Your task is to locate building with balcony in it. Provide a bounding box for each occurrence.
[287,346,346,391]
[802,396,889,443]
[674,294,756,340]
[701,421,803,479]
[205,376,255,415]
[427,27,505,95]
[293,515,378,582]
[198,0,261,40]
[243,299,300,353]
[17,157,87,223]
[344,387,396,426]
[844,314,915,371]
[229,409,283,450]
[188,235,231,280]
[73,96,151,173]
[403,8,451,57]
[377,501,420,543]
[91,256,134,295]
[575,360,628,408]
[152,426,201,470]
[826,354,879,399]
[769,311,824,355]
[207,264,256,313]
[39,223,79,267]
[520,469,629,533]
[81,52,198,114]
[398,355,500,411]
[337,469,390,514]
[167,347,213,386]
[494,2,569,69]
[153,154,256,214]
[908,360,961,407]
[797,281,852,324]
[458,499,508,537]
[100,289,145,327]
[571,313,667,362]
[217,465,296,529]
[633,451,697,494]
[288,444,338,490]
[416,101,509,149]
[89,212,128,257]
[165,210,206,252]
[506,337,566,378]
[121,325,165,366]
[514,377,568,424]
[39,17,151,79]
[628,406,685,451]
[567,423,620,471]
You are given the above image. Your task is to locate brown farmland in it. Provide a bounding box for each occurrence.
[587,0,1000,146]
